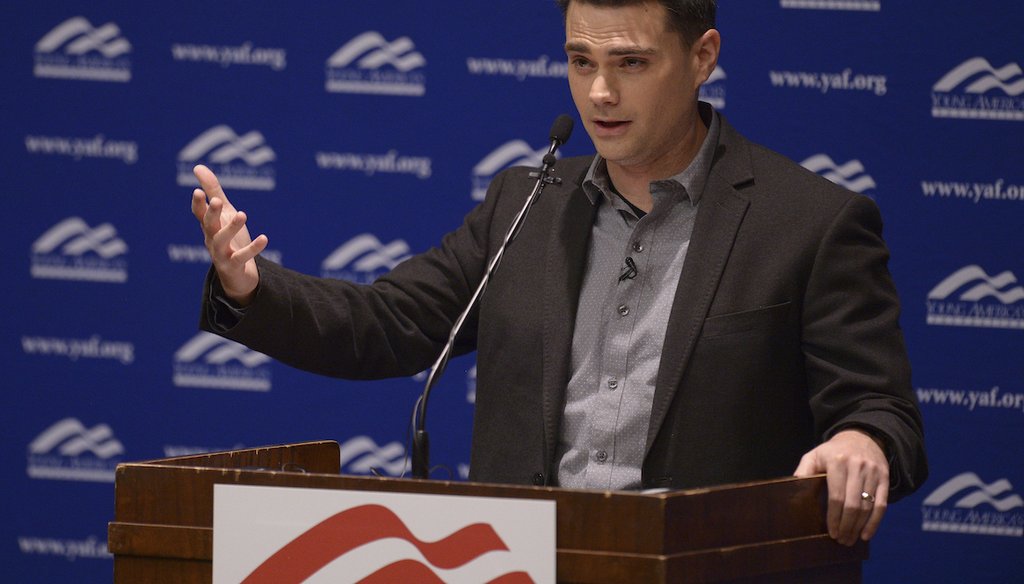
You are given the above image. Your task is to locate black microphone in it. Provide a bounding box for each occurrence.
[550,114,574,146]
[410,115,573,480]
[619,256,638,282]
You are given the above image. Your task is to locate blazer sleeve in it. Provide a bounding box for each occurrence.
[801,194,928,501]
[197,171,514,380]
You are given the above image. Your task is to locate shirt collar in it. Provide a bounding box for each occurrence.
[582,101,720,210]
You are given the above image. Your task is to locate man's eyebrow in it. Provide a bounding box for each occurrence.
[609,46,656,57]
[564,41,590,54]
[563,42,656,57]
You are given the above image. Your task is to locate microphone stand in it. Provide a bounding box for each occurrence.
[411,124,570,480]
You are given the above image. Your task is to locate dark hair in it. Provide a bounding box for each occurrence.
[555,0,716,47]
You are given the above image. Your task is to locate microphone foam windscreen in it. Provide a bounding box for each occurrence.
[549,114,574,145]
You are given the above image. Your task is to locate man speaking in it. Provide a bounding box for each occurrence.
[191,0,927,548]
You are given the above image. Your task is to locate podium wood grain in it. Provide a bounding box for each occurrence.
[108,441,866,583]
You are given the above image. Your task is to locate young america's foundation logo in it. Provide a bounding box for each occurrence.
[800,154,877,195]
[339,436,406,476]
[926,265,1024,330]
[922,472,1023,537]
[34,16,132,82]
[173,332,273,391]
[27,418,124,482]
[177,125,276,190]
[780,0,880,10]
[932,57,1024,121]
[471,139,554,201]
[325,31,426,96]
[699,66,727,109]
[31,217,128,283]
[321,233,411,283]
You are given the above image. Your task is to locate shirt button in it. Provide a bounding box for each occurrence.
[617,304,629,317]
[632,241,644,253]
[607,378,618,390]
[595,450,608,463]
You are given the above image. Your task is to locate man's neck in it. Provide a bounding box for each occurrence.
[606,116,708,213]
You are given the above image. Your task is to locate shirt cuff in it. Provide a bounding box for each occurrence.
[207,277,248,332]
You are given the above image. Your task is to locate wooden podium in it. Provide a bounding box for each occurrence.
[108,441,866,583]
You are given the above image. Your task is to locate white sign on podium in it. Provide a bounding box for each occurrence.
[214,484,556,583]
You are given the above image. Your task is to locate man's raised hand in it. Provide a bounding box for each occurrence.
[190,164,267,305]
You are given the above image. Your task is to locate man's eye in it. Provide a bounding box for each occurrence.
[623,58,646,68]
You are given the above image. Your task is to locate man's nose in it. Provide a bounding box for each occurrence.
[589,73,617,106]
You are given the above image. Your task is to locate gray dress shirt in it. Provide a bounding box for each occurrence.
[556,109,721,490]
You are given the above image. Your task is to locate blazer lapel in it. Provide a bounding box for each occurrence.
[645,121,754,455]
[541,167,595,470]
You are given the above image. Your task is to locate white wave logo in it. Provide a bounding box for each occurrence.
[328,32,425,72]
[321,234,411,283]
[27,418,124,482]
[172,332,273,391]
[31,217,128,282]
[177,125,276,190]
[471,140,553,201]
[339,436,406,476]
[36,17,131,57]
[800,154,877,194]
[326,31,426,96]
[699,66,727,109]
[922,472,1024,537]
[179,126,276,166]
[926,265,1024,330]
[779,0,880,10]
[932,57,1024,121]
[467,364,477,404]
[934,58,1024,96]
[929,266,1024,304]
[33,218,127,258]
[34,16,132,82]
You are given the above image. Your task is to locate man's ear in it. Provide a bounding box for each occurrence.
[692,29,721,87]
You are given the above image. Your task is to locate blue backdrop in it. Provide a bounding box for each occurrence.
[3,1,1022,582]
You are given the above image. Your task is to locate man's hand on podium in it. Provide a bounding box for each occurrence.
[191,164,267,306]
[794,429,889,547]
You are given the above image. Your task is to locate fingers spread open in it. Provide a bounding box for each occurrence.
[210,209,247,257]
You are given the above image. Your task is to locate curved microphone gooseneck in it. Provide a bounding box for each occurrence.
[410,115,574,480]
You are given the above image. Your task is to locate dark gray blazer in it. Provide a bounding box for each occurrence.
[202,116,927,499]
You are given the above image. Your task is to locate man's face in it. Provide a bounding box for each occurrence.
[564,1,713,177]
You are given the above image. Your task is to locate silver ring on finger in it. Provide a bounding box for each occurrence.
[860,490,876,504]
